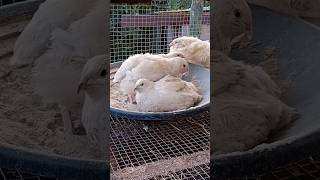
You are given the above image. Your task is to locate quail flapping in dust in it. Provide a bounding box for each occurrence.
[77,55,108,157]
[31,0,107,134]
[169,36,210,68]
[134,75,202,112]
[10,0,97,67]
[113,53,190,103]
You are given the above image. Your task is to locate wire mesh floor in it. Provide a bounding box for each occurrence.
[149,164,210,180]
[110,112,210,179]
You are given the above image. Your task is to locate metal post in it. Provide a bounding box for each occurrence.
[189,0,204,37]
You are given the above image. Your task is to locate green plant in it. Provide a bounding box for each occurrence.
[168,0,192,10]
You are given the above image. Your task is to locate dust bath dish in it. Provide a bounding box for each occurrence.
[110,62,210,120]
[0,56,106,160]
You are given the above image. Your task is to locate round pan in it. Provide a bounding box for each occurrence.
[110,61,210,120]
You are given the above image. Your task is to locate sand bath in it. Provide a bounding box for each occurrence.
[110,66,206,113]
[0,22,105,160]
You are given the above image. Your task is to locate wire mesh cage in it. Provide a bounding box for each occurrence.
[110,0,210,179]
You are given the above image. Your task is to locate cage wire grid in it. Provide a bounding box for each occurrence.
[110,112,210,179]
[110,1,210,179]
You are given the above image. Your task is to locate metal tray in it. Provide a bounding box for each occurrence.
[110,61,210,120]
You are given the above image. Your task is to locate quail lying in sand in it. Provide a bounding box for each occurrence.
[134,75,202,112]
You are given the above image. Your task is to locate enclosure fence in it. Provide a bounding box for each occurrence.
[110,0,210,63]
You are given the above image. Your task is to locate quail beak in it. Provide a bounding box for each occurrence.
[230,32,252,49]
[77,82,86,94]
[179,71,188,78]
[230,33,245,47]
[133,85,139,92]
[184,71,189,77]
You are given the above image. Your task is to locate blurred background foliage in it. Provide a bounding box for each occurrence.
[168,0,192,10]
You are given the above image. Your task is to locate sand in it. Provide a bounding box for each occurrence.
[0,22,105,160]
[110,68,138,112]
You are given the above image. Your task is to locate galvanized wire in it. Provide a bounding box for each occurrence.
[149,164,210,180]
[110,0,210,63]
[110,112,210,178]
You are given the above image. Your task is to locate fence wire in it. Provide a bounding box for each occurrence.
[110,0,210,63]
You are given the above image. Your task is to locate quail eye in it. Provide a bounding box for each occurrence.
[234,9,241,18]
[141,83,144,86]
[183,64,186,67]
[100,69,107,77]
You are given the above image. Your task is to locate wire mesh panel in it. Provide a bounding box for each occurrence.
[110,113,210,179]
[149,164,210,180]
[110,113,209,170]
[110,0,210,63]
